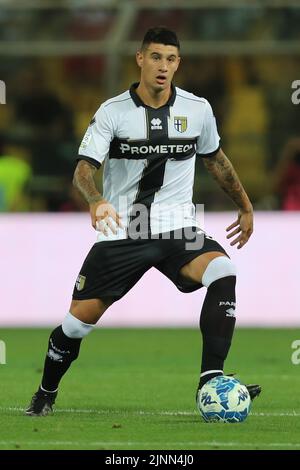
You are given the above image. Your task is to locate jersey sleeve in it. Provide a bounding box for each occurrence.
[78,104,114,168]
[196,100,220,158]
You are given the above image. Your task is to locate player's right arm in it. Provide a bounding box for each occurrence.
[75,104,123,235]
[73,160,122,235]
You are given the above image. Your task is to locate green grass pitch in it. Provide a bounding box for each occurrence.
[0,328,300,450]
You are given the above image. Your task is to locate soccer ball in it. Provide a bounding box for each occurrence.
[197,375,251,423]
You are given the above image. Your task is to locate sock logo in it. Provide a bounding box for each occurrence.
[219,301,236,317]
[47,348,63,362]
[225,308,236,317]
[47,338,70,362]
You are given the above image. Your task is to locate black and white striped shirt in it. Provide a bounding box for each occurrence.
[78,83,220,241]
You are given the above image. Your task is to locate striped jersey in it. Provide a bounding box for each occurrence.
[78,83,220,241]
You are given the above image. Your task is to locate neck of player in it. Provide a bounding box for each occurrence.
[136,82,171,109]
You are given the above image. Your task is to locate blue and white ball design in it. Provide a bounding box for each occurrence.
[197,375,251,423]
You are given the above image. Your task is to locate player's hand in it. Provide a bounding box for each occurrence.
[226,209,253,249]
[89,199,124,236]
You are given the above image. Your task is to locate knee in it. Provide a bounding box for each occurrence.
[62,312,94,339]
[70,298,111,324]
[202,256,236,288]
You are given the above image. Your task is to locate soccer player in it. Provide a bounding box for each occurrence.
[26,27,261,416]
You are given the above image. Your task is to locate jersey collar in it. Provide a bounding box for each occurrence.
[130,82,176,108]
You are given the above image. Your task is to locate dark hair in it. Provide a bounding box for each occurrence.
[141,27,180,50]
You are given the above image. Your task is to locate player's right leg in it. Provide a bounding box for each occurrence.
[25,297,112,417]
[25,235,162,417]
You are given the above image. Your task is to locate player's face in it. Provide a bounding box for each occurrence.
[136,43,180,92]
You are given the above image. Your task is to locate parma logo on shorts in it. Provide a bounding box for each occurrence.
[76,274,86,291]
[174,116,187,133]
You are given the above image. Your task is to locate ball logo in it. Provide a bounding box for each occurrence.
[237,388,249,404]
[200,392,217,407]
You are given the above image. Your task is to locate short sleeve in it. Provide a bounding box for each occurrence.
[196,100,220,158]
[78,104,114,167]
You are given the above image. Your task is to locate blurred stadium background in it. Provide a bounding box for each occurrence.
[0,0,299,327]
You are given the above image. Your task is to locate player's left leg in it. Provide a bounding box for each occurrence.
[156,229,261,400]
[180,252,237,389]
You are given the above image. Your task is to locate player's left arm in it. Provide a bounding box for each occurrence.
[203,148,253,249]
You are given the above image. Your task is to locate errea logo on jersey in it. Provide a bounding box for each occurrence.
[151,118,162,130]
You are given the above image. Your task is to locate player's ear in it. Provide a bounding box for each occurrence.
[136,50,143,69]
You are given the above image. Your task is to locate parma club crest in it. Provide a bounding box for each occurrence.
[174,116,187,133]
[75,274,86,291]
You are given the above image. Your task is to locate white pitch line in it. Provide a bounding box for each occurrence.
[0,440,300,448]
[1,407,300,417]
[251,411,300,417]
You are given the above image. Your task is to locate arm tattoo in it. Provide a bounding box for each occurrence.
[203,149,252,211]
[73,160,103,205]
